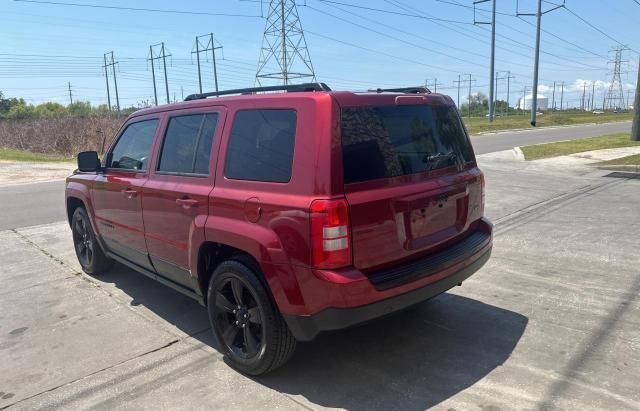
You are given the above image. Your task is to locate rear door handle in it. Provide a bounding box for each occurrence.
[176,198,198,209]
[122,188,138,199]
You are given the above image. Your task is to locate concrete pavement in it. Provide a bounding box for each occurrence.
[1,156,638,410]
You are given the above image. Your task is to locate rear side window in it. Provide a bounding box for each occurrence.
[341,105,473,183]
[225,109,296,183]
[158,113,219,175]
[108,119,159,170]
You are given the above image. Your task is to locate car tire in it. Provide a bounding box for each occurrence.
[71,207,113,276]
[207,258,297,375]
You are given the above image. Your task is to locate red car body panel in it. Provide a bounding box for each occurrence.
[66,89,492,339]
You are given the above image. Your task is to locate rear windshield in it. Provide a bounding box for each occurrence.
[341,104,473,184]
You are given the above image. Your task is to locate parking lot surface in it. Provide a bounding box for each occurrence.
[1,156,638,410]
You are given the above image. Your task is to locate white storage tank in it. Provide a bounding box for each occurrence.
[517,94,548,111]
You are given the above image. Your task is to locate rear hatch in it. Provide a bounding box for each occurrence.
[338,95,485,275]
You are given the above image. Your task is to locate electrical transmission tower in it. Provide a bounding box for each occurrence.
[255,0,316,86]
[148,43,172,105]
[192,34,223,95]
[605,46,629,110]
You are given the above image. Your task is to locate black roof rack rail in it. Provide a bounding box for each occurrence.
[369,87,432,94]
[185,82,331,101]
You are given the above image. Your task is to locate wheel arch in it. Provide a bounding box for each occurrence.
[196,241,264,306]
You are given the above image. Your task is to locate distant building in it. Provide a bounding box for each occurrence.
[517,94,548,111]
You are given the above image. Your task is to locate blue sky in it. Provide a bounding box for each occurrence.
[0,0,638,109]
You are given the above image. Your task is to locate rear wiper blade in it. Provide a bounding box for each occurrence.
[424,152,457,162]
[423,152,458,169]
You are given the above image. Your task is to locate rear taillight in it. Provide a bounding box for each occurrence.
[310,199,352,269]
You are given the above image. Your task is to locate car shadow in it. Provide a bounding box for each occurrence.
[100,263,527,410]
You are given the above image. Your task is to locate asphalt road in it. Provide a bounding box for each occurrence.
[0,180,66,230]
[470,120,632,154]
[0,121,631,230]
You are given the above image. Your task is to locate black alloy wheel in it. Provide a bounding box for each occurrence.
[72,212,94,267]
[71,207,113,275]
[213,275,264,359]
[207,259,297,375]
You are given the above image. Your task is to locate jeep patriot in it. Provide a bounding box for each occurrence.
[66,83,492,375]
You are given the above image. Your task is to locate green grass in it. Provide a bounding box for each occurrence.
[463,111,633,135]
[0,148,73,162]
[596,154,640,166]
[520,133,640,160]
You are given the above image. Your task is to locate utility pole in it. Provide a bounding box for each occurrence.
[517,0,564,125]
[591,82,595,111]
[521,86,528,114]
[195,36,202,94]
[103,54,111,111]
[425,78,443,93]
[103,51,120,112]
[454,74,462,108]
[149,46,158,105]
[463,74,476,117]
[474,0,496,122]
[560,81,564,112]
[494,70,499,116]
[110,52,120,112]
[506,71,511,115]
[632,57,639,141]
[551,81,556,111]
[192,33,223,95]
[67,82,73,105]
[162,43,170,105]
[496,71,515,116]
[149,43,172,105]
[582,82,587,111]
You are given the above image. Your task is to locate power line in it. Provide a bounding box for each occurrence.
[12,0,262,18]
[563,6,640,55]
[305,4,486,68]
[438,0,608,59]
[316,0,474,24]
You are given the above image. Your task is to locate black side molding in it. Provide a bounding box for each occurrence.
[105,251,205,306]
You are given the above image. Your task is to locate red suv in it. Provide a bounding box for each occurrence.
[66,83,492,375]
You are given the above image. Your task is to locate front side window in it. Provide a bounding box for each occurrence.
[341,105,473,183]
[108,119,159,170]
[224,109,296,183]
[157,113,219,175]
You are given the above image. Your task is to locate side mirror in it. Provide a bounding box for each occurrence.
[77,151,101,172]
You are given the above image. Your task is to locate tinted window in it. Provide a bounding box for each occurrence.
[225,109,296,183]
[158,113,218,175]
[108,119,159,170]
[341,105,473,183]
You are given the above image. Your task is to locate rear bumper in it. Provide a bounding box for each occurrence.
[283,245,492,341]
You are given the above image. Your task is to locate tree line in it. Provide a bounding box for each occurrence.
[0,91,137,119]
